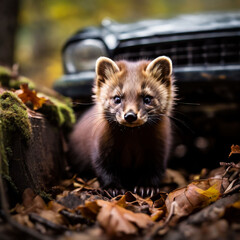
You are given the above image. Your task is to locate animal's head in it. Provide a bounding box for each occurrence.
[93,56,175,127]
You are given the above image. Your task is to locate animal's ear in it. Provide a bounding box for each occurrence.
[95,57,119,85]
[146,56,172,84]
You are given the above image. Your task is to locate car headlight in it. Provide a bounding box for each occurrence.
[64,39,108,73]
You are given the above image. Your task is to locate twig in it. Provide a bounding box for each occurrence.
[220,162,240,169]
[29,213,67,231]
[221,165,232,178]
[11,63,19,79]
[223,184,240,196]
[223,179,238,195]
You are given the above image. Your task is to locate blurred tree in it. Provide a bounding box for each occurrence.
[0,0,20,66]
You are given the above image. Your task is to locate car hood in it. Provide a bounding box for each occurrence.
[65,11,240,51]
[103,11,240,40]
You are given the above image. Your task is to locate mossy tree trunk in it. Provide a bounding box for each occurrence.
[0,90,69,202]
[9,110,67,195]
[0,0,20,66]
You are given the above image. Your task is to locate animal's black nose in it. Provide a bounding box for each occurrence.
[124,111,137,123]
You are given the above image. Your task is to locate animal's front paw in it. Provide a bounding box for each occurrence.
[133,186,161,198]
[105,188,126,197]
[102,187,161,198]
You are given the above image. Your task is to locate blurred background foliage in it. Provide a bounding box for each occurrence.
[15,0,240,87]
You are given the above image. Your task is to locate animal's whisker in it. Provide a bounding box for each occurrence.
[72,102,94,106]
[167,115,194,134]
[176,102,200,106]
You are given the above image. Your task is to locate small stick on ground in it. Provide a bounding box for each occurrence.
[144,201,177,240]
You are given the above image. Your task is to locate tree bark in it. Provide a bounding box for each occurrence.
[0,0,20,66]
[8,109,67,196]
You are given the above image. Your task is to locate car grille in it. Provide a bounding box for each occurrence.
[113,30,240,67]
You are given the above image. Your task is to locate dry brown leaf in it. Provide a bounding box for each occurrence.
[229,145,240,157]
[79,194,154,235]
[38,210,66,226]
[16,84,46,110]
[96,199,153,235]
[79,201,101,221]
[47,200,65,213]
[151,209,165,221]
[165,169,187,187]
[116,191,167,219]
[117,191,152,208]
[13,214,35,228]
[14,188,47,215]
[115,194,128,208]
[166,178,222,218]
[22,188,36,207]
[124,191,166,209]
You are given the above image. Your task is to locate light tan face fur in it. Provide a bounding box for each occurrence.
[93,56,175,127]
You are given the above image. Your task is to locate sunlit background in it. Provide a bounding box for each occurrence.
[14,0,240,87]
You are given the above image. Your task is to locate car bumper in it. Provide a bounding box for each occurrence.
[53,71,95,98]
[53,65,240,98]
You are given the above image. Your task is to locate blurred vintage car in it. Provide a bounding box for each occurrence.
[54,12,240,172]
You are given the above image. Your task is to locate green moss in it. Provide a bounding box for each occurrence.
[0,65,35,90]
[39,95,76,130]
[0,91,32,182]
[0,65,75,131]
[38,191,53,201]
[9,76,36,90]
[0,119,8,177]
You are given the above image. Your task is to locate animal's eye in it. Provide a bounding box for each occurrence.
[113,96,121,104]
[143,96,152,104]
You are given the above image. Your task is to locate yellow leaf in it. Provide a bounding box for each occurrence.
[232,201,240,209]
[151,209,165,221]
[195,183,221,204]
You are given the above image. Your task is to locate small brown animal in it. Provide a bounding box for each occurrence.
[69,56,176,192]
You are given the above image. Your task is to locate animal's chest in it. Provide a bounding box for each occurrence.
[102,129,159,169]
[119,138,148,168]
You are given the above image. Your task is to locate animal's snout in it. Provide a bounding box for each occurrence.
[124,111,137,123]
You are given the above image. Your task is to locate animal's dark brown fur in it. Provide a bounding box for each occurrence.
[69,56,176,189]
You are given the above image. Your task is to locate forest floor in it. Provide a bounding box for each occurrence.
[0,145,240,240]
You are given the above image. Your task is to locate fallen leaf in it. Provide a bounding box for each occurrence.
[15,188,47,214]
[22,188,36,208]
[16,84,46,110]
[79,193,154,236]
[13,214,34,228]
[96,199,153,235]
[73,180,99,191]
[165,169,187,187]
[231,201,240,209]
[79,201,101,221]
[208,167,225,178]
[222,199,240,224]
[48,201,65,213]
[115,194,128,208]
[119,191,153,210]
[166,178,222,219]
[38,210,67,226]
[191,182,221,206]
[151,209,165,221]
[229,145,240,157]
